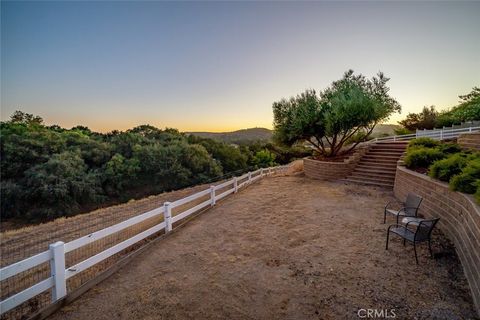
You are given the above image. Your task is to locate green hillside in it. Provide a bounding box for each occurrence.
[187,128,273,144]
[188,124,399,144]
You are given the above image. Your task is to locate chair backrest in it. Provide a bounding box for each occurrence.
[415,218,440,242]
[404,193,423,216]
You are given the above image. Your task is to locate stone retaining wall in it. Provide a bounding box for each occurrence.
[303,146,369,180]
[458,132,480,151]
[394,166,480,314]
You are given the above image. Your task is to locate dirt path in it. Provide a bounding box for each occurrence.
[51,175,477,320]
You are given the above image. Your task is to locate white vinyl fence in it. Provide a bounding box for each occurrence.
[0,165,289,316]
[374,125,480,143]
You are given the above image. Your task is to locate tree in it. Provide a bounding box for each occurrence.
[22,151,102,220]
[437,87,480,126]
[2,110,307,222]
[9,110,44,125]
[459,86,480,103]
[187,135,248,173]
[273,70,401,157]
[398,106,438,131]
[253,150,276,168]
[103,154,140,195]
[397,87,480,129]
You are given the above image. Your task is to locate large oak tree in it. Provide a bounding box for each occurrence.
[273,70,401,157]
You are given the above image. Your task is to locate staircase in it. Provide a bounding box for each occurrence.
[342,141,408,187]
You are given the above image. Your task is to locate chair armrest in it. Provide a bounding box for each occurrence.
[405,220,417,230]
[387,224,404,232]
[403,207,421,216]
[385,200,404,210]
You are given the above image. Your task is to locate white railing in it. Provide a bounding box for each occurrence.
[0,165,289,315]
[374,125,480,143]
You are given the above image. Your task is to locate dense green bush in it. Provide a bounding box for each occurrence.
[404,147,445,169]
[408,137,440,149]
[404,138,480,204]
[437,142,463,155]
[449,158,480,194]
[253,150,277,168]
[428,154,468,182]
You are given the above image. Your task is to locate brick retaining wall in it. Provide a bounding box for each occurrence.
[394,166,480,314]
[303,146,368,180]
[458,132,480,151]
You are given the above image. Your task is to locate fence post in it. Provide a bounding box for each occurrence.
[163,202,172,232]
[49,241,66,302]
[210,185,216,206]
[470,127,473,133]
[233,177,238,193]
[415,129,418,138]
[393,135,396,142]
[440,128,443,140]
[260,168,264,177]
[248,172,252,184]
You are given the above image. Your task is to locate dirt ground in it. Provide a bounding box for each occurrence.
[51,175,478,320]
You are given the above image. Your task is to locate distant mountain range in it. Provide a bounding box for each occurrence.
[187,127,272,144]
[187,124,400,144]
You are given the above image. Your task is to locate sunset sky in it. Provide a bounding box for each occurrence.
[1,1,479,132]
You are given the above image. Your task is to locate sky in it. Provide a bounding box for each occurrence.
[1,1,479,132]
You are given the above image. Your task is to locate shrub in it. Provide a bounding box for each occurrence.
[428,154,468,182]
[404,147,445,169]
[393,127,413,135]
[449,158,480,194]
[408,137,439,149]
[437,142,462,154]
[253,150,276,168]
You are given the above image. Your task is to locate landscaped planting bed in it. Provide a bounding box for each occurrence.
[403,138,480,204]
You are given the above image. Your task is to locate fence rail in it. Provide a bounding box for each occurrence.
[0,165,289,316]
[374,125,480,143]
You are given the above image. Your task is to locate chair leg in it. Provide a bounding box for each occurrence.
[383,210,387,224]
[413,242,419,264]
[385,231,390,250]
[403,238,406,246]
[428,240,433,258]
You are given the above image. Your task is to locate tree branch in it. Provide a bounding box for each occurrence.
[307,137,326,155]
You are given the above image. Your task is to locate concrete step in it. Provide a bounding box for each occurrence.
[341,178,394,188]
[371,144,408,149]
[362,155,401,161]
[375,142,409,145]
[342,141,405,189]
[355,162,397,171]
[358,160,398,165]
[350,172,395,182]
[352,167,397,175]
[369,148,406,153]
[364,152,402,158]
[366,151,405,156]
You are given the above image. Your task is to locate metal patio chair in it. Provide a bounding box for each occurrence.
[384,193,423,224]
[385,218,440,264]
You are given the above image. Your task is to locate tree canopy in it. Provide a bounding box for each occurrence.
[1,111,311,222]
[273,70,401,157]
[398,106,438,131]
[398,87,480,131]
